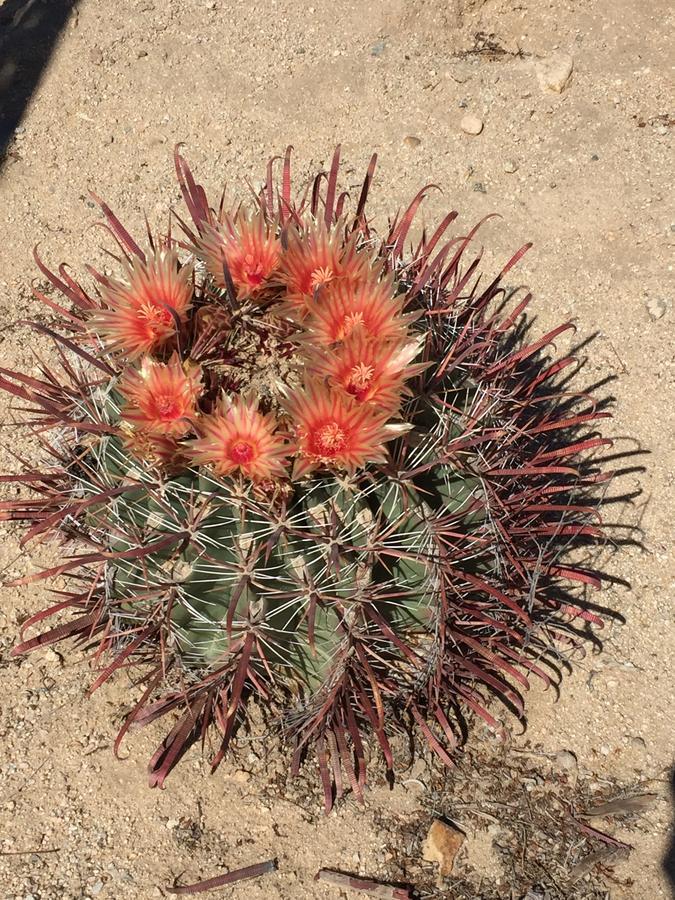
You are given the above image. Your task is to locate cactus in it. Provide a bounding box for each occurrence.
[0,147,611,809]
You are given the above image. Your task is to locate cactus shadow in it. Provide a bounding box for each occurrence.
[0,0,80,170]
[664,766,675,891]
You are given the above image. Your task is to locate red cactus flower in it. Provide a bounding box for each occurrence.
[118,354,202,437]
[285,380,403,478]
[308,335,426,413]
[304,271,412,346]
[92,249,192,358]
[189,394,290,481]
[277,223,367,318]
[196,214,281,300]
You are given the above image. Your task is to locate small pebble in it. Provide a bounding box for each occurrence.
[555,749,578,771]
[409,757,427,779]
[503,159,518,173]
[460,114,483,135]
[422,819,465,877]
[646,297,667,319]
[629,735,647,750]
[458,98,468,108]
[403,135,422,148]
[590,153,599,161]
[44,647,61,666]
[536,51,574,93]
[370,39,386,57]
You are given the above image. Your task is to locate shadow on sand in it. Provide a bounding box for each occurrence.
[664,766,675,893]
[0,0,79,168]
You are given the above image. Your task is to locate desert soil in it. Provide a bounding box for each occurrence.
[0,1,673,898]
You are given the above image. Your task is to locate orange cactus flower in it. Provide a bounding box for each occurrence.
[188,394,290,481]
[308,335,426,413]
[92,249,192,358]
[196,213,281,300]
[118,354,202,437]
[304,272,412,346]
[277,223,367,318]
[285,380,403,479]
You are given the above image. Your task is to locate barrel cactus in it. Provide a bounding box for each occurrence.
[0,147,610,809]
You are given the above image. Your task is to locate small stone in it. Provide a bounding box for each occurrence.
[409,757,427,779]
[555,749,578,771]
[503,159,518,173]
[460,114,483,135]
[422,819,465,877]
[44,647,61,666]
[370,39,386,57]
[90,882,104,896]
[458,98,468,108]
[646,297,667,319]
[536,51,574,93]
[590,153,599,161]
[137,50,148,58]
[232,769,251,783]
[629,735,647,750]
[403,135,422,148]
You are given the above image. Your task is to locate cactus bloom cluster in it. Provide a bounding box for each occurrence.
[95,206,420,484]
[0,148,611,809]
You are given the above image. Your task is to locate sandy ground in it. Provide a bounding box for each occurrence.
[0,0,673,898]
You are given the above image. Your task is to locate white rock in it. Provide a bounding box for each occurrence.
[555,749,578,771]
[460,114,483,135]
[646,297,667,319]
[44,647,61,666]
[536,52,574,93]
